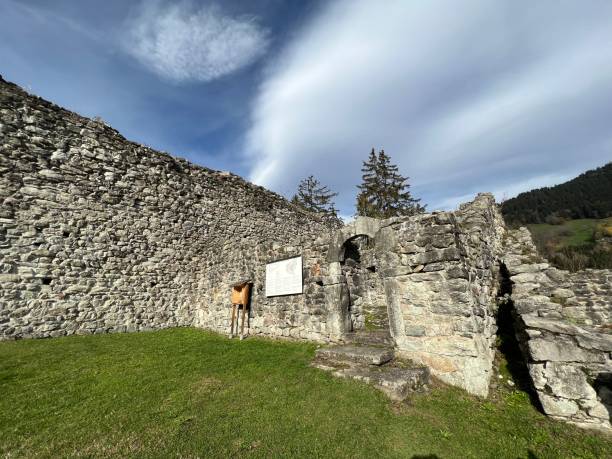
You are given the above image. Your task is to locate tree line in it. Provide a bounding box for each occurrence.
[501,162,612,225]
[291,148,425,222]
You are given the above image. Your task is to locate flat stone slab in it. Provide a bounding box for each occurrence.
[311,355,430,401]
[343,330,394,347]
[315,345,394,366]
[338,366,430,401]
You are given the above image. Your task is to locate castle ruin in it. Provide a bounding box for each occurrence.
[1,76,610,431]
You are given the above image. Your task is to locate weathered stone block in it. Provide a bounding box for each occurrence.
[527,337,591,362]
[539,393,579,417]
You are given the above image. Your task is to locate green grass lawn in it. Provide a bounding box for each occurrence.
[527,217,612,249]
[1,328,610,458]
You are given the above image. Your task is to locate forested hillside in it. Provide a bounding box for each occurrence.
[501,162,612,225]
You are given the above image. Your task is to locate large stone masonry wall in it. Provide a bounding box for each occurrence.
[377,194,504,397]
[0,76,336,341]
[503,228,611,430]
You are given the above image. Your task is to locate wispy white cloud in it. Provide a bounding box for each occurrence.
[6,0,103,44]
[246,0,612,211]
[124,1,269,83]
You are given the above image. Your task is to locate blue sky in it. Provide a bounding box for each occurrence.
[2,0,611,216]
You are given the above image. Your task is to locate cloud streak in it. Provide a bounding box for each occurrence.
[125,1,269,83]
[246,0,612,212]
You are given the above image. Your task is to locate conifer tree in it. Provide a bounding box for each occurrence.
[356,148,425,218]
[356,148,380,217]
[291,175,339,220]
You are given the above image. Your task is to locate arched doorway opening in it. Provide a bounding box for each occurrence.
[339,235,390,337]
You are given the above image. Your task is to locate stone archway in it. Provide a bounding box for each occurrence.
[340,235,389,334]
[326,217,380,263]
[324,217,394,343]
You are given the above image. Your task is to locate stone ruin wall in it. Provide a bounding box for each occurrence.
[372,194,504,397]
[0,76,336,342]
[503,228,611,430]
[317,195,504,396]
[377,200,611,426]
[0,76,508,391]
[1,77,610,430]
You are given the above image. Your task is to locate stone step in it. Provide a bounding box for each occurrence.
[340,365,430,401]
[311,358,430,401]
[344,330,394,347]
[315,344,394,366]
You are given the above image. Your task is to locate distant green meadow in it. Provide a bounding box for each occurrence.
[526,217,612,270]
[527,217,612,248]
[1,328,610,458]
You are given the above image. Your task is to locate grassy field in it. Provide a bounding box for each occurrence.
[526,217,612,271]
[527,217,612,249]
[1,328,610,458]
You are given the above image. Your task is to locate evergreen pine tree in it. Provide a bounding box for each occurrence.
[291,175,339,221]
[356,148,380,216]
[356,148,425,218]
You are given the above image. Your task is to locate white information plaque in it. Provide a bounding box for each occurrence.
[265,256,303,297]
